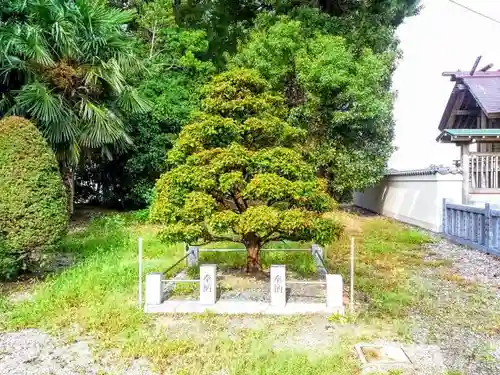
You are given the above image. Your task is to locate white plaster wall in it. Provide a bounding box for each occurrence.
[469,194,500,208]
[354,173,463,232]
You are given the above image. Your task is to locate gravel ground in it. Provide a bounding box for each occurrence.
[0,330,156,375]
[408,237,500,375]
[425,238,500,294]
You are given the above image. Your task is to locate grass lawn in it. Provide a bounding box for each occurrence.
[0,209,434,374]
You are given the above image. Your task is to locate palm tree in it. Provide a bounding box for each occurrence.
[0,0,150,212]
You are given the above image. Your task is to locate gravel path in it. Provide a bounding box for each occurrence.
[409,238,500,375]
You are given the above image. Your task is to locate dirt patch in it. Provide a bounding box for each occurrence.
[155,316,213,341]
[0,279,38,304]
[272,316,338,355]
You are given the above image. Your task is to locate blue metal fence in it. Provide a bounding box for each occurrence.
[442,199,500,256]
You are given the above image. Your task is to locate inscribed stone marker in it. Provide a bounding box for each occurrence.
[270,265,286,307]
[200,264,217,304]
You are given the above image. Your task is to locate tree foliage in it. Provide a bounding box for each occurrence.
[151,69,342,271]
[0,0,149,165]
[0,0,421,211]
[171,0,420,66]
[231,15,394,199]
[0,117,67,279]
[75,0,215,208]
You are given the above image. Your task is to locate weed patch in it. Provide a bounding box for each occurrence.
[328,213,433,317]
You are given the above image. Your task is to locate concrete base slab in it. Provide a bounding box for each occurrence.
[145,300,181,313]
[145,300,344,315]
[267,303,344,315]
[214,301,268,314]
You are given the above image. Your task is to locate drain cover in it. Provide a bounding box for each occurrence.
[355,343,411,364]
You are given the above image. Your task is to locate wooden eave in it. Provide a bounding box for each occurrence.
[437,129,500,143]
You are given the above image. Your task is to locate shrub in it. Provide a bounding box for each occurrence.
[0,116,68,279]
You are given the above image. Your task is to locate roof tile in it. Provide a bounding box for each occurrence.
[462,77,500,115]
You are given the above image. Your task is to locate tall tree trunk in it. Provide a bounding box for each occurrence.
[244,233,261,273]
[149,22,156,59]
[61,165,74,216]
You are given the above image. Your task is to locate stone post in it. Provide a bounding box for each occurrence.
[326,274,343,310]
[270,265,286,307]
[145,273,163,305]
[200,264,217,305]
[187,245,199,267]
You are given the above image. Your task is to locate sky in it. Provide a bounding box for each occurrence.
[389,0,500,170]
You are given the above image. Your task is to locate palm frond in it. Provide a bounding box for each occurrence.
[115,86,152,114]
[53,140,81,166]
[13,82,77,143]
[0,0,145,165]
[20,24,54,66]
[0,55,30,84]
[78,98,130,149]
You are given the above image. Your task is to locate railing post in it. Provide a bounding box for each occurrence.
[311,244,327,277]
[186,245,199,267]
[485,203,492,251]
[465,211,472,240]
[442,198,448,234]
[461,143,470,204]
[326,274,344,314]
[138,237,143,307]
[200,264,217,305]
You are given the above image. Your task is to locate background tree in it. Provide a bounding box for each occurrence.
[72,0,420,208]
[151,68,342,271]
[171,0,420,66]
[0,0,149,211]
[0,117,67,279]
[74,0,215,208]
[231,16,394,199]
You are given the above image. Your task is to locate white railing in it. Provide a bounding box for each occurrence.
[470,153,500,190]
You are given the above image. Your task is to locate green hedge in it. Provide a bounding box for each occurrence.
[0,116,68,279]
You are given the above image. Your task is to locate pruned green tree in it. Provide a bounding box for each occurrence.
[151,68,342,272]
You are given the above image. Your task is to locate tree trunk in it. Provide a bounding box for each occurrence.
[149,22,156,59]
[246,244,261,273]
[244,234,261,273]
[61,166,74,216]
